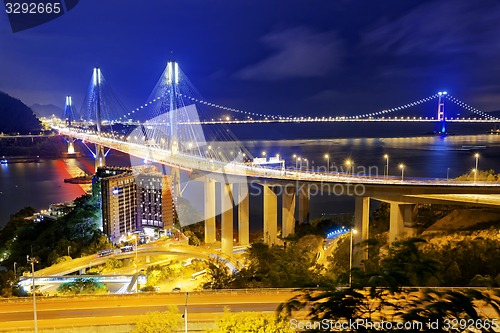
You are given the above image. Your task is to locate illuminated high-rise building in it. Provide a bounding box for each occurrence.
[96,166,175,243]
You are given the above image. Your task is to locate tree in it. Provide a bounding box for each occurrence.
[203,258,234,289]
[130,307,182,333]
[213,311,294,333]
[279,237,500,332]
[57,277,107,295]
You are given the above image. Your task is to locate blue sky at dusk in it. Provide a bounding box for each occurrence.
[1,0,500,118]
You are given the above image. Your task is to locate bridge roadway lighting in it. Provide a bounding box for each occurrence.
[298,157,302,170]
[474,153,480,183]
[399,163,405,181]
[324,154,330,172]
[472,168,477,184]
[293,154,298,169]
[384,154,389,179]
[262,151,266,157]
[349,228,358,287]
[27,255,38,333]
[304,158,309,171]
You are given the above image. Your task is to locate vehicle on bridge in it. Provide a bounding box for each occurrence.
[97,249,114,257]
[120,245,134,253]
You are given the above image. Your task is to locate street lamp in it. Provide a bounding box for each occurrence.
[298,157,302,170]
[345,159,352,176]
[184,292,189,333]
[13,262,17,279]
[399,163,405,181]
[27,255,38,333]
[447,168,451,182]
[349,228,358,287]
[324,154,330,172]
[472,168,477,183]
[293,154,298,169]
[67,246,71,257]
[384,154,389,179]
[262,151,266,157]
[304,158,309,171]
[474,153,479,183]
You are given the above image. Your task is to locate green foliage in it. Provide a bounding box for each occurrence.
[203,258,235,289]
[456,169,499,182]
[130,307,182,333]
[0,195,111,270]
[204,235,323,289]
[280,238,500,332]
[212,311,294,333]
[424,236,500,286]
[182,220,204,246]
[56,277,107,295]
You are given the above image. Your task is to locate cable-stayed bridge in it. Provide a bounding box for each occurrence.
[52,61,500,264]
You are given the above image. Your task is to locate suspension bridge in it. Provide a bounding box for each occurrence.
[51,60,500,265]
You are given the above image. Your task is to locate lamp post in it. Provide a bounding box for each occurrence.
[298,157,302,170]
[345,160,352,176]
[474,153,479,183]
[293,154,298,169]
[67,246,71,257]
[324,154,330,173]
[184,292,189,333]
[304,158,309,171]
[349,229,358,287]
[384,154,389,179]
[27,256,38,333]
[447,168,451,182]
[399,163,405,182]
[13,262,17,279]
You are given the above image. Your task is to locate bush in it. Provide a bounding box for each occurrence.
[130,307,182,333]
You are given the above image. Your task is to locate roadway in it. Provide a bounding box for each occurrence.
[31,241,242,278]
[54,125,500,194]
[0,290,299,331]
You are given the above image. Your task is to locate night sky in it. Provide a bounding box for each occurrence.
[1,0,500,118]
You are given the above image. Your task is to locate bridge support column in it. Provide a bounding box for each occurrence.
[353,196,370,267]
[67,140,75,154]
[238,184,249,246]
[282,187,296,238]
[204,179,216,244]
[263,185,278,244]
[221,183,234,256]
[404,204,418,238]
[298,185,310,224]
[389,203,416,243]
[95,144,105,172]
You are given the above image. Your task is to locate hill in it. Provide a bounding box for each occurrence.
[31,103,64,119]
[0,92,41,134]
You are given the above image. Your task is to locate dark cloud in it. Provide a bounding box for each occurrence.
[236,27,343,80]
[363,1,500,56]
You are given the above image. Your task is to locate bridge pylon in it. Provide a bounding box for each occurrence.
[94,67,106,171]
[164,60,181,198]
[437,91,447,133]
[62,95,78,155]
